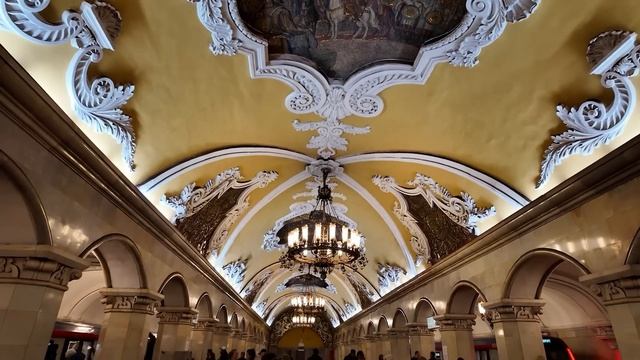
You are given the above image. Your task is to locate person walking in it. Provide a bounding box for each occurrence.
[356,350,365,360]
[207,349,216,360]
[344,349,357,360]
[309,348,322,360]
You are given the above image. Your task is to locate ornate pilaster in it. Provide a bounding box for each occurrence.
[581,265,640,305]
[0,245,89,290]
[483,299,545,326]
[433,314,476,331]
[100,288,163,315]
[157,306,198,325]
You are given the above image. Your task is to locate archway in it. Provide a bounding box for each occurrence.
[56,234,151,360]
[414,298,437,327]
[503,249,612,359]
[0,150,50,245]
[217,305,229,324]
[154,273,194,359]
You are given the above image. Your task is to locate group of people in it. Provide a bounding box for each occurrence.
[206,348,273,360]
[343,349,465,360]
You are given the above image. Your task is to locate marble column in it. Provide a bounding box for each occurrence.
[581,265,640,360]
[191,318,216,360]
[407,323,435,357]
[240,333,251,353]
[211,324,232,352]
[154,306,198,360]
[376,333,391,359]
[388,329,411,360]
[364,335,379,360]
[228,330,242,351]
[95,288,163,360]
[484,300,545,360]
[433,314,476,360]
[0,245,88,360]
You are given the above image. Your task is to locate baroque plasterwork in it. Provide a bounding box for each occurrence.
[342,269,379,305]
[537,30,640,188]
[187,0,541,158]
[161,167,278,257]
[373,173,495,265]
[0,0,136,170]
[222,257,248,291]
[377,263,407,296]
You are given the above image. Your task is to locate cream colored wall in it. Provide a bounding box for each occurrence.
[0,110,269,336]
[336,175,640,342]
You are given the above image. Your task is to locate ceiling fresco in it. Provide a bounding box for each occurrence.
[237,0,467,79]
[3,0,640,328]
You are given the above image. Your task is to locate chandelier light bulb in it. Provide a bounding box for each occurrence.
[301,225,309,241]
[314,223,322,241]
[288,228,299,247]
[341,227,348,243]
[329,223,336,242]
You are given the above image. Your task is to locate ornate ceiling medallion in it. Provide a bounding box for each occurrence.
[187,0,541,158]
[161,167,278,257]
[0,0,136,170]
[537,30,640,188]
[373,173,495,265]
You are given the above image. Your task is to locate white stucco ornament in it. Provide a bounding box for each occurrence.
[187,0,541,159]
[0,0,136,170]
[162,167,278,256]
[222,257,247,291]
[537,30,640,188]
[373,173,495,265]
[377,263,406,295]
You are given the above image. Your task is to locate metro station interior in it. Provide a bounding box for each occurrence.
[1,1,640,359]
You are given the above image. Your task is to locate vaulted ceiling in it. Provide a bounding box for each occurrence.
[2,0,640,326]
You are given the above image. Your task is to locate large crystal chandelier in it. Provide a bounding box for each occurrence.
[292,312,316,326]
[279,167,367,279]
[291,294,326,310]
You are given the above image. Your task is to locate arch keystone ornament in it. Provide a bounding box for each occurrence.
[0,0,136,170]
[537,30,640,188]
[187,0,541,158]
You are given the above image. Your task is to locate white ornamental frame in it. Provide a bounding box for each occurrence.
[342,269,380,303]
[187,0,541,158]
[377,263,406,296]
[537,30,640,188]
[373,173,495,265]
[161,167,278,257]
[0,0,136,170]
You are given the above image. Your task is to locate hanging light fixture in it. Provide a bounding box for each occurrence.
[291,293,326,311]
[279,167,367,279]
[292,312,316,326]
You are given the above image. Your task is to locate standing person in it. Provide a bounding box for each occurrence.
[220,348,229,360]
[230,349,239,360]
[207,349,216,360]
[247,349,257,360]
[356,350,365,360]
[309,348,322,360]
[378,355,384,360]
[411,351,419,360]
[239,351,246,360]
[344,349,357,360]
[428,352,437,360]
[259,349,267,360]
[45,340,58,360]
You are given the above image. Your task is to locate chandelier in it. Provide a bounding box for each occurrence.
[291,294,326,311]
[292,312,316,326]
[279,168,367,279]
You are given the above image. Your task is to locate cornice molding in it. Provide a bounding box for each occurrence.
[0,48,269,328]
[537,30,640,188]
[187,0,541,158]
[0,0,136,170]
[338,133,640,329]
[373,173,495,264]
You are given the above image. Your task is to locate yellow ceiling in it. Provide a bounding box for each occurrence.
[3,0,640,322]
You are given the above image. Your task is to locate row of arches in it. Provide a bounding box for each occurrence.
[337,243,640,359]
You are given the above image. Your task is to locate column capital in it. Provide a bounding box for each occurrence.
[433,314,476,331]
[193,317,217,331]
[0,244,89,291]
[100,288,163,315]
[387,328,409,338]
[157,306,198,325]
[483,299,545,324]
[213,323,233,334]
[580,265,640,305]
[406,322,435,336]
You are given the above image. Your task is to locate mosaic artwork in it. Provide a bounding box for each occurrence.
[238,0,468,79]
